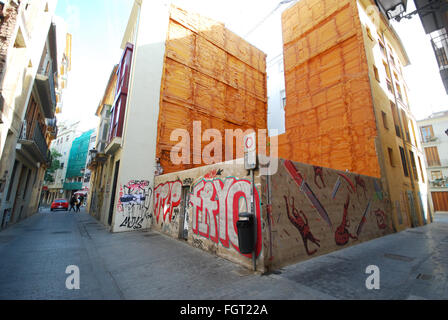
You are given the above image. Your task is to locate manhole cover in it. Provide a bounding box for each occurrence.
[384,253,415,262]
[416,274,434,281]
[52,231,72,235]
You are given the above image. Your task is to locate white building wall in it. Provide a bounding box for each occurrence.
[110,0,170,232]
[267,54,285,136]
[418,111,448,190]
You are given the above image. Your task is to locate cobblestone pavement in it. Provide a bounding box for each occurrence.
[0,208,447,300]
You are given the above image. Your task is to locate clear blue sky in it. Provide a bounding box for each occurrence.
[54,0,134,131]
[53,0,448,133]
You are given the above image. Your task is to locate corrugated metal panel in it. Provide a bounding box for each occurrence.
[157,5,268,174]
[279,0,381,177]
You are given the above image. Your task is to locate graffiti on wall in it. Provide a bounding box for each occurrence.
[189,177,262,257]
[281,160,390,257]
[335,195,358,246]
[154,180,182,224]
[284,196,320,255]
[117,180,153,230]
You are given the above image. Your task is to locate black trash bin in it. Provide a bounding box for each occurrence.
[237,212,255,254]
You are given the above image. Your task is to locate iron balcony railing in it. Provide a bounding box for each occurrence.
[36,63,57,118]
[19,120,50,164]
[431,29,448,71]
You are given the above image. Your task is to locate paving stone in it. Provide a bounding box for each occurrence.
[0,208,447,299]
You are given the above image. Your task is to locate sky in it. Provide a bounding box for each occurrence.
[54,0,448,133]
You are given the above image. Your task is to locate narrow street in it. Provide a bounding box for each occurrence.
[0,208,447,300]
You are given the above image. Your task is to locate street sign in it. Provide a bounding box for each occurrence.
[244,132,257,170]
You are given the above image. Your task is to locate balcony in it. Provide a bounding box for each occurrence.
[430,178,448,188]
[422,136,439,143]
[86,149,108,170]
[46,118,58,139]
[35,64,56,119]
[431,29,448,94]
[17,120,50,165]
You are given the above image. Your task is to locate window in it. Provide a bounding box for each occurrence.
[389,54,396,66]
[388,147,395,167]
[280,90,286,109]
[61,163,64,169]
[410,120,417,146]
[395,83,403,101]
[431,171,443,180]
[401,110,410,142]
[390,102,400,138]
[373,65,380,82]
[383,60,391,80]
[409,151,418,181]
[420,125,434,143]
[399,147,409,177]
[366,26,374,40]
[381,111,389,129]
[425,146,441,167]
[378,40,386,56]
[418,157,425,183]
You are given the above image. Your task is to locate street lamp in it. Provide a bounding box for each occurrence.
[375,0,408,20]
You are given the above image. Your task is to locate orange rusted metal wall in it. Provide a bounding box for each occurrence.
[157,6,268,174]
[280,0,381,177]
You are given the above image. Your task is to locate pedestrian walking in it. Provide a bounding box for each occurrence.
[69,195,76,212]
[75,196,81,212]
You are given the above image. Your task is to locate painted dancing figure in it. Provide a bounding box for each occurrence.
[284,196,320,255]
[335,194,358,246]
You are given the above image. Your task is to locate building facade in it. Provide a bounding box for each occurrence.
[0,0,63,229]
[417,110,448,211]
[88,2,268,233]
[64,129,94,197]
[86,65,117,225]
[276,0,431,231]
[43,119,80,203]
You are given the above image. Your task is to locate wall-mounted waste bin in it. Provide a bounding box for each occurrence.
[237,212,255,254]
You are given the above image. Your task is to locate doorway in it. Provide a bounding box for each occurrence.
[108,160,120,226]
[178,186,190,240]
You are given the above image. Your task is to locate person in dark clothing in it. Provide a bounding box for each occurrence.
[75,196,81,212]
[79,195,85,207]
[69,195,76,212]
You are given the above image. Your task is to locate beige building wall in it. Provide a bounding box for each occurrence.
[0,0,59,227]
[357,0,431,230]
[154,159,266,272]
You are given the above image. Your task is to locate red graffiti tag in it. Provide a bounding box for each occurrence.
[374,209,388,230]
[189,177,262,258]
[154,180,182,224]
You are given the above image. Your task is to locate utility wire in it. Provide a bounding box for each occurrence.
[244,0,297,37]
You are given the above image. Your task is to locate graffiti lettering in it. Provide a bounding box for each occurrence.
[374,209,387,230]
[189,177,262,257]
[117,180,152,229]
[120,216,144,230]
[154,180,182,224]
